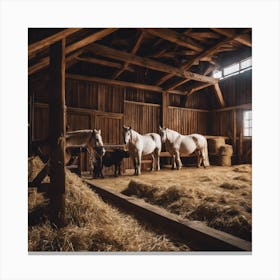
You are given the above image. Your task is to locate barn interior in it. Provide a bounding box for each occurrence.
[28,28,252,252]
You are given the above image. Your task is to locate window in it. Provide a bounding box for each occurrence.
[243,110,252,137]
[223,63,239,76]
[213,57,252,80]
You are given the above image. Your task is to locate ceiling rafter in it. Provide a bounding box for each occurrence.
[87,43,218,84]
[28,28,81,57]
[76,56,135,72]
[158,31,245,90]
[28,29,118,75]
[211,28,251,47]
[146,28,204,52]
[112,31,144,79]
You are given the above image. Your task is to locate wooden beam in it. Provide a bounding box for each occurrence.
[86,181,251,251]
[161,91,168,127]
[166,79,190,91]
[76,56,134,72]
[29,57,49,75]
[66,28,118,54]
[213,83,226,108]
[88,43,218,84]
[211,28,251,47]
[66,73,163,93]
[28,28,117,76]
[112,31,144,79]
[49,38,66,226]
[28,28,81,57]
[160,34,237,90]
[186,83,213,96]
[155,73,174,86]
[146,28,203,52]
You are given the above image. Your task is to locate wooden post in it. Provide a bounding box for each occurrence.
[238,110,244,164]
[161,91,168,127]
[232,109,237,157]
[49,39,66,226]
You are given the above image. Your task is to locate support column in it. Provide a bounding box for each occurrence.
[49,39,66,226]
[161,91,168,127]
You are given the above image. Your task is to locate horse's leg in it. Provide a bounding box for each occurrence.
[154,148,160,171]
[151,153,155,171]
[137,151,142,175]
[134,158,137,175]
[195,150,202,168]
[171,154,176,170]
[175,150,182,170]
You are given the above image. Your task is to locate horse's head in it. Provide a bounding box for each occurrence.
[159,126,168,143]
[122,126,132,145]
[92,129,105,155]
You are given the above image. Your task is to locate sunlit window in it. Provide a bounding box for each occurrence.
[243,110,252,137]
[224,63,239,76]
[212,57,252,80]
[240,57,252,70]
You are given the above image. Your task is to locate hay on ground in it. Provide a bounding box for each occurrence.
[28,157,189,252]
[122,177,251,241]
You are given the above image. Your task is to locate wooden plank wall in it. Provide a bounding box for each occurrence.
[30,69,252,168]
[167,107,209,135]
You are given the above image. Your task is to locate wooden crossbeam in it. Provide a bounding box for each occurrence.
[28,28,81,57]
[146,28,203,52]
[213,83,226,107]
[66,73,187,95]
[166,78,190,91]
[160,33,239,91]
[76,56,134,72]
[66,73,164,93]
[186,83,213,96]
[28,28,118,75]
[211,28,251,47]
[88,43,218,84]
[112,31,144,79]
[66,28,118,54]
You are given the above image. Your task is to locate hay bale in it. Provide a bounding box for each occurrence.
[219,145,233,156]
[217,155,232,166]
[207,138,225,155]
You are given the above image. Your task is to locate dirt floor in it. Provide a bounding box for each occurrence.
[89,165,252,241]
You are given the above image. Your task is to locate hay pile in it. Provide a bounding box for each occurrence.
[28,157,189,251]
[122,176,251,241]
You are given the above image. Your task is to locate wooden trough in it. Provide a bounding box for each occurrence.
[85,180,251,252]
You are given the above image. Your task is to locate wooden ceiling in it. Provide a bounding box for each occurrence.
[28,28,251,104]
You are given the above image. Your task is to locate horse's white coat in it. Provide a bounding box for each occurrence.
[123,126,161,175]
[159,127,210,169]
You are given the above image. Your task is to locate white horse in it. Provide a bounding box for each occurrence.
[122,126,162,175]
[159,126,210,170]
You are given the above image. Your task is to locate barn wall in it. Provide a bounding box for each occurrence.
[30,70,252,166]
[166,107,209,135]
[208,70,252,163]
